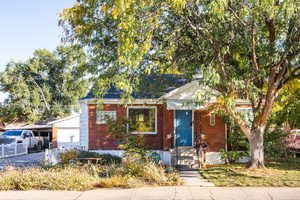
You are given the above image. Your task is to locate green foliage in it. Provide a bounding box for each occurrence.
[106,117,147,159]
[227,128,248,151]
[264,128,290,159]
[226,120,249,151]
[0,46,89,122]
[220,149,248,164]
[272,80,300,129]
[59,150,78,164]
[59,150,122,165]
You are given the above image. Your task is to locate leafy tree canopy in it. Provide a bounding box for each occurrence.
[0,46,89,122]
[60,0,300,168]
[272,79,300,129]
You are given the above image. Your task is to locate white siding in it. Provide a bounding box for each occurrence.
[57,128,80,149]
[80,102,89,150]
[205,152,225,165]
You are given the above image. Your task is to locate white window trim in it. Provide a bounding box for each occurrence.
[210,113,216,126]
[96,110,117,124]
[127,106,157,135]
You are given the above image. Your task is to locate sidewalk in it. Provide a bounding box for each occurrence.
[1,187,300,200]
[180,170,215,187]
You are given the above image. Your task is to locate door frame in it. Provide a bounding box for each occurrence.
[173,110,194,147]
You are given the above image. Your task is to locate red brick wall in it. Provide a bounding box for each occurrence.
[88,104,167,150]
[194,110,226,152]
[88,104,225,152]
[162,108,174,150]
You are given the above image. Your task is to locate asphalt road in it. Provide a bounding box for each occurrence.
[0,152,44,168]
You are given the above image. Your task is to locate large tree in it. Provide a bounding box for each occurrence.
[60,0,300,168]
[0,46,89,122]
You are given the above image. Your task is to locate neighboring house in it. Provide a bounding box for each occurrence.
[79,75,249,167]
[5,114,80,149]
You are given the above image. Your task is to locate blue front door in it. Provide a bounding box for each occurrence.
[175,110,192,146]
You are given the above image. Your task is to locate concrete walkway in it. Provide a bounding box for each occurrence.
[1,187,300,200]
[180,170,215,187]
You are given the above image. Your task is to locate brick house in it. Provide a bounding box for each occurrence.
[79,75,249,167]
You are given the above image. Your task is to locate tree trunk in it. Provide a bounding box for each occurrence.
[247,128,265,168]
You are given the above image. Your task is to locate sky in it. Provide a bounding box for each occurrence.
[0,0,76,102]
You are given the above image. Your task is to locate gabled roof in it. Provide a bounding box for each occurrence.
[4,114,79,130]
[160,80,220,101]
[81,74,188,100]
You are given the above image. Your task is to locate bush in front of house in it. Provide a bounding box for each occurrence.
[264,128,290,159]
[59,150,122,165]
[220,149,249,164]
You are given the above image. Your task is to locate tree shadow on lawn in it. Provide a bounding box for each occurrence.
[201,167,262,179]
[266,158,300,171]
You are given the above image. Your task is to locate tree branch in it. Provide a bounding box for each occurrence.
[227,3,249,27]
[224,105,251,139]
[251,22,259,71]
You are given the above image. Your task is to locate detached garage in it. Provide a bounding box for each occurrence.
[5,114,80,150]
[50,115,80,149]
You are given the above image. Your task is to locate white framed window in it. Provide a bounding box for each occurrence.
[210,113,216,126]
[96,111,117,124]
[127,106,157,134]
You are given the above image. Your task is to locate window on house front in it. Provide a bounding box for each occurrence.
[210,113,216,126]
[128,107,156,134]
[96,111,117,124]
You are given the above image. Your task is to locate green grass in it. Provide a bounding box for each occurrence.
[201,159,300,187]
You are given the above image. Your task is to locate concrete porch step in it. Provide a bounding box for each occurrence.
[171,147,199,169]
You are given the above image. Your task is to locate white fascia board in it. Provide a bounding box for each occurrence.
[79,98,163,105]
[47,114,80,125]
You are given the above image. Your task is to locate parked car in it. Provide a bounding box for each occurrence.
[0,130,44,151]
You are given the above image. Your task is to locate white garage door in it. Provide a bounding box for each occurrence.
[57,128,80,149]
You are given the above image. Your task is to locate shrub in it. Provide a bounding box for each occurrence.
[264,128,290,159]
[106,118,147,160]
[77,151,122,165]
[59,150,78,164]
[122,161,181,186]
[59,150,122,165]
[220,149,248,164]
[98,154,122,165]
[141,162,167,184]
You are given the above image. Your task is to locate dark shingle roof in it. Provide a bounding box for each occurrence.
[81,74,188,100]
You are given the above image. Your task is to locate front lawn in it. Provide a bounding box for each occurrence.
[0,151,181,191]
[201,159,300,187]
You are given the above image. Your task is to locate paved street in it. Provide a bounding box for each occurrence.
[0,152,44,168]
[0,187,300,200]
